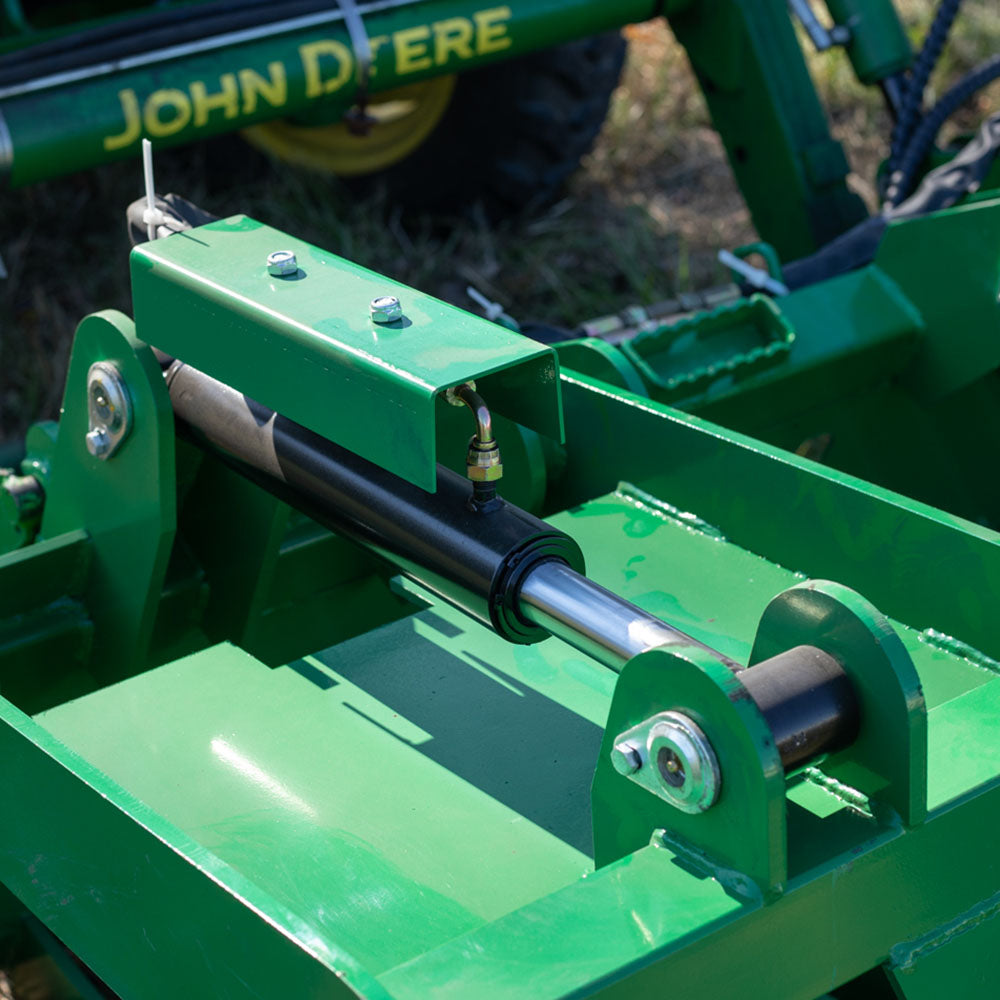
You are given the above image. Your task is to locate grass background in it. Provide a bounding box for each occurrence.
[1,1,998,442]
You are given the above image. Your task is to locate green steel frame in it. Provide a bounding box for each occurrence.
[4,1,1000,996]
[1,198,1000,995]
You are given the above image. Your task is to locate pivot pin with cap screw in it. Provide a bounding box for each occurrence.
[266,250,298,277]
[370,295,403,324]
[85,362,132,461]
[610,710,720,813]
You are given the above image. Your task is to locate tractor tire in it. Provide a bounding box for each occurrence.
[243,32,627,217]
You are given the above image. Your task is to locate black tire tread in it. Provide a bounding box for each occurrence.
[369,32,627,216]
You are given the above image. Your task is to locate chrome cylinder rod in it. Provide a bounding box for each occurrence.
[517,559,740,673]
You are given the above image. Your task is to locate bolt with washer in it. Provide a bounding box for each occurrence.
[266,250,298,277]
[84,361,132,461]
[370,295,403,324]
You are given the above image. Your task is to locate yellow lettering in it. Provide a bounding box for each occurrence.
[474,6,512,55]
[368,35,389,78]
[239,62,287,115]
[190,74,239,127]
[143,89,192,138]
[103,89,142,151]
[394,25,433,75]
[433,18,474,64]
[300,40,353,98]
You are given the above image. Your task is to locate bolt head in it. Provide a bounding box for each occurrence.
[85,428,111,458]
[611,741,643,775]
[267,250,298,277]
[370,295,403,324]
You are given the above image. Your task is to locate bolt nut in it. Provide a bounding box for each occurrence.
[611,741,643,775]
[466,437,502,483]
[266,250,298,277]
[370,295,403,323]
[467,463,504,482]
[85,428,111,458]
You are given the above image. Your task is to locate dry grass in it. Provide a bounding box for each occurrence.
[1,2,999,441]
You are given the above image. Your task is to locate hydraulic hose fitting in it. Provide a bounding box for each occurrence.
[445,381,503,512]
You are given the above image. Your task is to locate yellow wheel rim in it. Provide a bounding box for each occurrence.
[241,76,457,177]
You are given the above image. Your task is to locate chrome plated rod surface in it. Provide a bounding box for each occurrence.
[517,559,740,673]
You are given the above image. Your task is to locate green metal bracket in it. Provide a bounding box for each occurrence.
[593,579,926,897]
[878,197,1000,401]
[0,529,93,713]
[39,310,177,684]
[131,216,563,492]
[750,580,928,827]
[551,339,649,398]
[824,0,911,84]
[592,645,787,897]
[668,0,868,257]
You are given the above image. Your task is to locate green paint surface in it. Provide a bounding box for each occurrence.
[131,217,561,490]
[30,484,1000,992]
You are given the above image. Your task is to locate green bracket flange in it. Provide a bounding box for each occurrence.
[592,644,787,897]
[39,310,176,684]
[593,580,927,897]
[750,580,928,827]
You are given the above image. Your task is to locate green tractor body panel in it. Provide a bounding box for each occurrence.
[0,0,914,255]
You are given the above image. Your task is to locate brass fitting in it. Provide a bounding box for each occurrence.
[466,438,503,482]
[444,381,503,485]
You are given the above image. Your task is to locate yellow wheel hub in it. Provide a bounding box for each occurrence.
[241,75,457,177]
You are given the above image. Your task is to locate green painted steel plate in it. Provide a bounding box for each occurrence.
[29,485,1000,993]
[130,216,563,491]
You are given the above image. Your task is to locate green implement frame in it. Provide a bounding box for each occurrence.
[5,1,1000,996]
[2,201,1000,995]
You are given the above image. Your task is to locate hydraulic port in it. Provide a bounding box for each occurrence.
[445,381,503,512]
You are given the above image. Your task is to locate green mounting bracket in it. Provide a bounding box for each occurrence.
[592,580,927,897]
[552,339,650,398]
[592,644,787,898]
[130,216,564,492]
[39,310,177,684]
[750,580,928,827]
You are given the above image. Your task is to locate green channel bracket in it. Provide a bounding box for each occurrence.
[131,216,563,492]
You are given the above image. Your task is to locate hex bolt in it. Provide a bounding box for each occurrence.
[370,295,403,324]
[85,428,111,458]
[611,741,643,775]
[266,250,298,277]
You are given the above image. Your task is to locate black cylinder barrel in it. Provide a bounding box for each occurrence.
[164,359,584,643]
